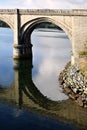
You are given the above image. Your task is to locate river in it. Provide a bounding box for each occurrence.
[0,27,87,130]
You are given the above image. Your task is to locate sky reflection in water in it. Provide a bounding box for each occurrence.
[31,29,71,101]
[0,28,86,130]
[0,27,71,101]
[0,28,14,87]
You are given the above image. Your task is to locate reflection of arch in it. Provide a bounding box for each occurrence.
[14,59,56,109]
[21,17,72,45]
[0,58,55,109]
[0,59,87,129]
[0,17,14,30]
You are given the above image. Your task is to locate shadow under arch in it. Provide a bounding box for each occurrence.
[0,17,14,31]
[20,17,72,45]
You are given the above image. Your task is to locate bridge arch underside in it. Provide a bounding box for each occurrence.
[0,17,14,31]
[21,17,72,46]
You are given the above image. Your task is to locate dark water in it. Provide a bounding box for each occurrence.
[0,27,87,130]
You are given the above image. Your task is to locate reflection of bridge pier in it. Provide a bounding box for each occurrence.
[0,59,87,129]
[13,43,33,59]
[13,59,33,108]
[13,59,53,109]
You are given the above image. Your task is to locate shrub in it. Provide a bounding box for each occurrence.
[79,40,87,58]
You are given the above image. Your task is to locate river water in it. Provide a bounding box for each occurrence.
[0,27,87,130]
[31,28,71,101]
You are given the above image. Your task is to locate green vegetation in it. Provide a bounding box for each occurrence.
[79,40,87,77]
[0,21,62,30]
[80,60,87,78]
[36,22,62,30]
[79,40,87,58]
[0,20,9,28]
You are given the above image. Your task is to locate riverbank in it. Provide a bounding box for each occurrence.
[58,62,87,108]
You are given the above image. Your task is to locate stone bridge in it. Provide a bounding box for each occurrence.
[0,9,87,64]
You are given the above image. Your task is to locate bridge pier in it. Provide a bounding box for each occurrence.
[13,44,33,59]
[13,9,33,59]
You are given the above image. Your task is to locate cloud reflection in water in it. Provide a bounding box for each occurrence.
[31,29,71,101]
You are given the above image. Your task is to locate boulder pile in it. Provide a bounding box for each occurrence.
[59,62,87,108]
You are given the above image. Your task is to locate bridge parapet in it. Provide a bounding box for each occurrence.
[19,9,73,15]
[0,9,87,16]
[72,9,87,16]
[0,9,17,14]
[19,9,87,16]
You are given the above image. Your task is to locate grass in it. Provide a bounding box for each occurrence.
[79,60,87,78]
[79,41,87,77]
[79,40,87,58]
[79,50,87,58]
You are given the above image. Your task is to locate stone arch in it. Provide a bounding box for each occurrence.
[0,16,14,30]
[21,17,72,45]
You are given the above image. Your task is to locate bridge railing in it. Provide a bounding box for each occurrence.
[0,9,87,16]
[0,9,17,14]
[19,9,73,15]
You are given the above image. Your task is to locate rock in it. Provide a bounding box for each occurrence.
[73,88,78,93]
[84,105,87,108]
[76,96,83,107]
[58,62,87,108]
[69,93,76,100]
[63,87,72,94]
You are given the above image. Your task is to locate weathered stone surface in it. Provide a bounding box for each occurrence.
[63,87,72,94]
[69,93,76,100]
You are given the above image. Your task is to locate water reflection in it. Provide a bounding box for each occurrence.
[0,59,87,130]
[32,29,71,101]
[36,28,68,39]
[0,28,14,87]
[0,28,87,130]
[13,59,59,109]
